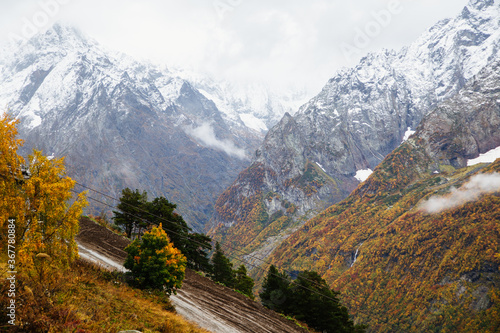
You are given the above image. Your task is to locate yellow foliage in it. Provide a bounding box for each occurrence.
[1,258,209,332]
[264,150,500,331]
[0,113,24,228]
[124,224,186,292]
[0,113,87,283]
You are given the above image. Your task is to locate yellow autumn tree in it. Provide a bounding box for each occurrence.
[0,113,24,230]
[0,112,87,281]
[17,151,88,273]
[124,224,187,294]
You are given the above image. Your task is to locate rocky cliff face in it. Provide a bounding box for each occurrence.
[209,0,500,260]
[0,24,301,231]
[415,62,500,169]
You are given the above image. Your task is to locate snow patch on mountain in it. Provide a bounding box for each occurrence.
[402,127,416,142]
[355,169,373,182]
[239,113,268,132]
[467,146,500,166]
[27,113,42,129]
[316,162,326,173]
[157,77,185,105]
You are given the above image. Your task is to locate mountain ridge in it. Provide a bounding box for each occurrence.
[263,57,500,332]
[0,23,306,231]
[209,0,500,261]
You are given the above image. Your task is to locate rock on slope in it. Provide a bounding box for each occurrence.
[265,58,500,331]
[209,0,500,263]
[0,24,302,231]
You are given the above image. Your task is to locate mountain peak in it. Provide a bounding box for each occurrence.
[26,22,95,52]
[467,0,496,11]
[50,22,83,39]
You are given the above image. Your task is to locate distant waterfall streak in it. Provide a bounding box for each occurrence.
[351,242,364,267]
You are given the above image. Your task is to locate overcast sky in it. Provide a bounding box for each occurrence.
[1,0,469,94]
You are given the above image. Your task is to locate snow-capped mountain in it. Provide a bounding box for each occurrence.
[174,70,310,133]
[265,0,500,183]
[0,23,305,231]
[209,0,500,261]
[266,57,500,332]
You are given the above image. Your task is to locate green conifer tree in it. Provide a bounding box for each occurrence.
[147,196,212,271]
[124,224,186,294]
[288,271,363,333]
[260,265,290,312]
[211,242,235,288]
[112,188,148,238]
[234,265,255,299]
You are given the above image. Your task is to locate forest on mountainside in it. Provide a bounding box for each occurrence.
[264,140,500,332]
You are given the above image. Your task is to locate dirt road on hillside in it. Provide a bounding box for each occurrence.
[76,217,309,333]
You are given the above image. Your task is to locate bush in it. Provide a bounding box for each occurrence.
[124,224,186,294]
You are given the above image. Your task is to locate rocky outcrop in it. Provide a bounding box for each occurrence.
[415,59,500,169]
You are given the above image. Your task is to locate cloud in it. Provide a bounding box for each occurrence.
[420,173,500,214]
[0,0,469,95]
[184,122,247,159]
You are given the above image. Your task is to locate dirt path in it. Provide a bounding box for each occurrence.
[76,217,309,333]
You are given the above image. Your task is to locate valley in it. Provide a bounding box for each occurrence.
[1,0,500,331]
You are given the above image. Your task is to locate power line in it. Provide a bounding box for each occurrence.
[76,181,287,269]
[1,169,368,315]
[71,182,368,310]
[74,181,329,279]
[74,189,339,298]
[75,181,321,276]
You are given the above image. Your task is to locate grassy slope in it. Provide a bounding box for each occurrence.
[265,141,500,332]
[0,258,209,333]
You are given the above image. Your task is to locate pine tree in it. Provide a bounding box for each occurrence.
[211,242,235,288]
[147,196,188,245]
[260,266,365,332]
[288,271,362,333]
[113,188,148,238]
[183,232,212,272]
[147,196,212,271]
[114,192,213,271]
[260,265,290,312]
[234,265,255,299]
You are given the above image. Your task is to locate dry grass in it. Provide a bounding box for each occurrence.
[0,258,209,333]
